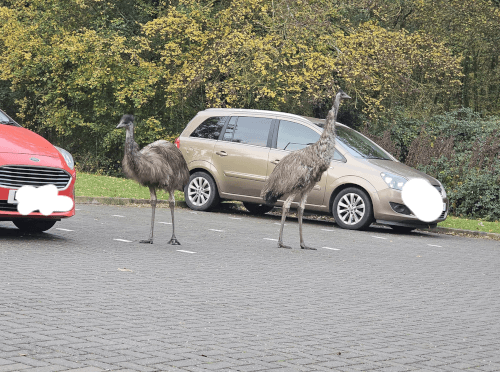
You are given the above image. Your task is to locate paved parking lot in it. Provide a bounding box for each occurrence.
[1,204,499,371]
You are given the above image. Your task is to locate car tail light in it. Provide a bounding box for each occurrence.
[175,137,180,149]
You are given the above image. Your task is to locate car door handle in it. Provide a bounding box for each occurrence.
[271,159,280,165]
[216,151,228,156]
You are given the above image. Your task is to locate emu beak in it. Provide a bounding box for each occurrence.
[116,122,125,129]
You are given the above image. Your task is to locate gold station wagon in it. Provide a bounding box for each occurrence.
[176,108,448,232]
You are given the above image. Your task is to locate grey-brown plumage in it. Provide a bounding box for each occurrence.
[261,89,351,249]
[116,114,190,245]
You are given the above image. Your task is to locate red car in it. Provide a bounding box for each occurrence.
[0,108,76,232]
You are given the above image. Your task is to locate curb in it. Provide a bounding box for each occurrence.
[76,196,188,208]
[75,196,500,240]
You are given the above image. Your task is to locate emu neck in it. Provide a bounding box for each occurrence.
[316,95,341,156]
[124,125,140,161]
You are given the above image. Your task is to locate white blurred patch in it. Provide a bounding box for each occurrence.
[16,184,73,216]
[401,178,442,222]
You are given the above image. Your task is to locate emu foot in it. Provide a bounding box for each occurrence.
[168,237,181,245]
[140,239,154,244]
[300,244,317,250]
[277,242,292,249]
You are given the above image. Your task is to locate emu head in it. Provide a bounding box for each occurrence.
[116,114,134,129]
[337,89,351,100]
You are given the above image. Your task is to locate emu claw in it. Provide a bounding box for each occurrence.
[140,239,154,244]
[168,237,181,245]
[277,242,292,249]
[300,245,317,250]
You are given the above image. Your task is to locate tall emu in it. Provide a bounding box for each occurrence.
[116,114,190,245]
[261,89,351,249]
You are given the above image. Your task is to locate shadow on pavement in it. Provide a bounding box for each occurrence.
[208,202,436,238]
[0,223,69,242]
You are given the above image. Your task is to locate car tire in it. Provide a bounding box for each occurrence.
[243,202,274,215]
[332,187,373,230]
[184,171,220,211]
[13,219,57,233]
[389,226,415,233]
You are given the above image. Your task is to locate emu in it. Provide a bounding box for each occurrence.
[261,90,351,249]
[116,114,190,245]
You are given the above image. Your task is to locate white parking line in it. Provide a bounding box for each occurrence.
[209,229,224,232]
[321,229,335,232]
[190,212,198,214]
[321,247,341,251]
[177,250,196,254]
[371,236,387,240]
[112,215,125,218]
[264,238,278,241]
[114,239,132,243]
[229,217,242,220]
[158,222,172,225]
[427,244,442,248]
[56,228,74,232]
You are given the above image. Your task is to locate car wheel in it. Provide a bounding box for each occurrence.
[184,171,220,211]
[13,219,57,233]
[332,187,373,230]
[243,202,274,215]
[389,226,415,233]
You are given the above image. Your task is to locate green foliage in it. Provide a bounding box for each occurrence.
[367,108,500,220]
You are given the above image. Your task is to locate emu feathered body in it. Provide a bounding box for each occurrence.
[260,90,350,249]
[122,138,189,195]
[117,114,189,245]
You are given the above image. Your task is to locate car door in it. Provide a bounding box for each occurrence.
[212,116,274,197]
[267,120,327,207]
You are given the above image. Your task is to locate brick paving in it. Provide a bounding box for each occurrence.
[0,204,499,371]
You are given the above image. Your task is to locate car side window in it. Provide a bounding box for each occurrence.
[276,120,320,151]
[223,116,273,147]
[190,116,228,140]
[333,149,347,162]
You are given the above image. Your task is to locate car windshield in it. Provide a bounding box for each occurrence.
[0,111,19,126]
[312,120,392,160]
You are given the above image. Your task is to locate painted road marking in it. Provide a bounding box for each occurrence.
[159,222,172,225]
[112,215,125,218]
[114,239,132,243]
[322,247,341,251]
[229,217,242,220]
[371,236,387,240]
[56,228,74,232]
[427,244,442,247]
[321,229,335,232]
[209,229,224,232]
[177,250,196,254]
[264,238,278,241]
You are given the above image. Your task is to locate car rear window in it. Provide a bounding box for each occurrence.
[190,116,228,139]
[223,116,273,147]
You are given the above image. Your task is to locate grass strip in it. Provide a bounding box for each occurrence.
[76,172,500,234]
[75,172,184,201]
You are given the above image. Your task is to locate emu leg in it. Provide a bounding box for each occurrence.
[277,195,294,249]
[298,192,316,250]
[167,193,181,245]
[140,187,156,244]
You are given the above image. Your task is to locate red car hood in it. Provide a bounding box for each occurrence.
[0,125,59,157]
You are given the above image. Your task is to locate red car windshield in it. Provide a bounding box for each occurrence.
[0,110,21,127]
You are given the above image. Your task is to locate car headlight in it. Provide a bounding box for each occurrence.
[438,181,447,198]
[380,172,407,191]
[55,146,75,170]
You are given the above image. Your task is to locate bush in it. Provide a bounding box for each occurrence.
[366,108,500,220]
